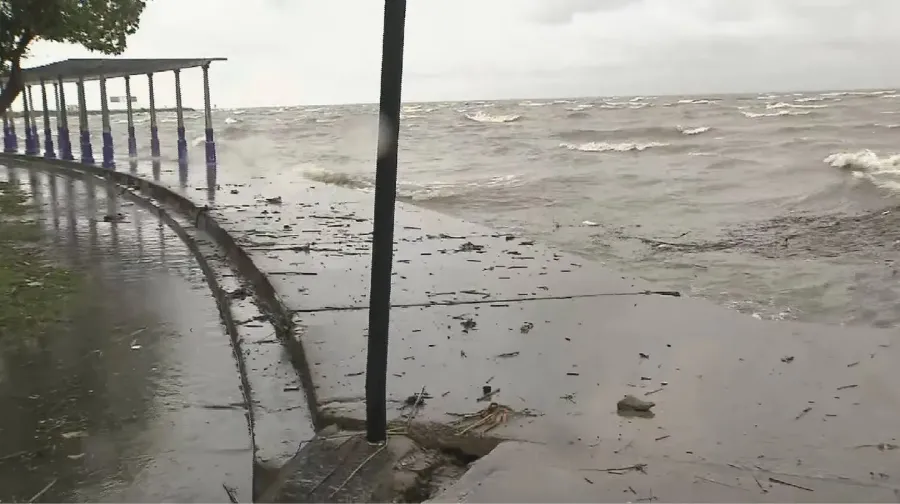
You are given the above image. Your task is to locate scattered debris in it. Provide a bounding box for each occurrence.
[639,352,650,359]
[768,477,813,492]
[223,483,239,503]
[403,388,432,408]
[456,241,484,252]
[265,196,283,204]
[519,322,534,334]
[581,463,647,475]
[405,386,428,428]
[448,403,538,435]
[283,385,301,392]
[654,435,670,441]
[495,351,520,359]
[102,212,125,223]
[328,444,388,499]
[781,356,795,363]
[847,361,859,368]
[853,443,898,451]
[28,478,57,503]
[617,395,655,412]
[477,387,500,402]
[61,430,87,440]
[837,384,858,391]
[794,407,812,420]
[460,317,477,332]
[561,393,576,404]
[644,388,664,396]
[696,475,745,490]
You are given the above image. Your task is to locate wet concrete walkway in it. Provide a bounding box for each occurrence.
[0,166,251,502]
[4,154,900,501]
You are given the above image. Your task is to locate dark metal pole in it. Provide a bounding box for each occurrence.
[365,0,407,444]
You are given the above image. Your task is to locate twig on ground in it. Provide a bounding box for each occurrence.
[222,483,238,503]
[28,478,57,503]
[580,463,647,474]
[695,475,746,490]
[768,477,813,492]
[406,386,426,429]
[327,443,388,499]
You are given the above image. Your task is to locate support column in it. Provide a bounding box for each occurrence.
[174,69,187,166]
[56,79,74,160]
[125,75,137,158]
[27,87,39,154]
[40,81,56,158]
[5,108,18,153]
[148,73,160,158]
[77,77,95,165]
[22,87,38,155]
[202,64,217,168]
[2,113,9,153]
[99,77,115,169]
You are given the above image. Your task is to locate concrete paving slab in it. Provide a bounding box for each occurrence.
[429,441,900,502]
[300,294,900,485]
[203,179,653,311]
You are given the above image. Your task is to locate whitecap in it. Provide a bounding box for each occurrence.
[560,141,669,153]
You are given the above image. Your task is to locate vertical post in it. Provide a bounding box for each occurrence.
[99,77,115,169]
[27,86,39,154]
[365,0,407,444]
[202,64,217,168]
[148,73,160,158]
[125,75,137,159]
[2,113,9,153]
[77,77,95,165]
[40,81,56,158]
[174,69,188,166]
[22,86,38,155]
[5,107,18,153]
[57,78,74,160]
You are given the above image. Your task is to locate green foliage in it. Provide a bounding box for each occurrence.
[1,0,148,62]
[0,0,147,114]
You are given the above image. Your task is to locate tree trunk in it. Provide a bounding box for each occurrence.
[0,34,34,116]
[0,58,24,116]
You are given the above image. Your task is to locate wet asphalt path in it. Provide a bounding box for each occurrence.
[0,165,251,502]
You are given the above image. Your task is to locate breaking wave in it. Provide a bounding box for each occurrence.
[464,111,521,123]
[741,109,812,118]
[825,149,900,191]
[560,141,669,153]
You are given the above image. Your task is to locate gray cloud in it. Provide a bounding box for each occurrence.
[529,0,641,24]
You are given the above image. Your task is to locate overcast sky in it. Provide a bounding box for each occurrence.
[21,0,900,107]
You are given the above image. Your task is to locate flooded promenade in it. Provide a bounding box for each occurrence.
[0,166,251,502]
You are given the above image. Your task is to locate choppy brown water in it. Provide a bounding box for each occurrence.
[0,166,250,502]
[19,87,900,326]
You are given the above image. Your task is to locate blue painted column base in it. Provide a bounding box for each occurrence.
[80,130,95,165]
[58,127,74,161]
[204,128,217,167]
[44,130,56,159]
[101,131,115,169]
[127,126,137,158]
[150,126,160,158]
[176,126,188,165]
[6,131,18,153]
[24,131,38,156]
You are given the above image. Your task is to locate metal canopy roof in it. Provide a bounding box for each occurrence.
[21,58,227,85]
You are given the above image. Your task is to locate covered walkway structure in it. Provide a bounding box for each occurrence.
[2,58,225,187]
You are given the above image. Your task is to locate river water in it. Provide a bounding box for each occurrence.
[19,87,900,327]
[0,166,251,502]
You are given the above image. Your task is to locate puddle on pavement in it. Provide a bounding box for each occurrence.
[0,166,251,502]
